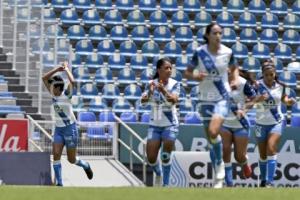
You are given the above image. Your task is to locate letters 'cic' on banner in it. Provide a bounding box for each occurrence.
[169,152,300,188]
[0,119,28,152]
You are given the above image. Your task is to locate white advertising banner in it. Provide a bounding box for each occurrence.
[169,152,300,188]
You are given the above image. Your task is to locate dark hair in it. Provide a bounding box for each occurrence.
[153,57,172,79]
[203,22,222,44]
[261,59,285,87]
[48,75,64,92]
[239,69,256,85]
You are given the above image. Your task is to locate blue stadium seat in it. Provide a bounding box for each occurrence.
[160,0,178,13]
[112,98,132,114]
[102,84,121,100]
[205,0,223,14]
[73,0,92,11]
[287,62,300,74]
[183,0,201,13]
[149,11,168,27]
[115,0,134,12]
[71,96,86,112]
[171,11,190,28]
[282,30,300,46]
[88,25,107,41]
[82,9,101,26]
[78,111,96,122]
[94,67,114,84]
[190,85,200,101]
[184,112,202,124]
[46,25,64,39]
[274,44,292,61]
[292,1,300,16]
[269,0,288,17]
[107,53,126,70]
[291,103,300,127]
[80,83,99,98]
[103,10,123,26]
[70,53,82,68]
[260,29,279,45]
[32,39,50,54]
[140,68,154,84]
[124,84,142,100]
[222,28,236,45]
[285,87,297,99]
[16,7,36,22]
[194,11,212,27]
[248,0,266,15]
[239,28,257,45]
[179,85,186,101]
[242,57,261,72]
[273,58,284,73]
[86,53,104,69]
[60,9,80,26]
[186,41,199,58]
[283,14,300,30]
[130,54,148,70]
[73,67,91,83]
[140,112,150,123]
[43,52,55,68]
[175,55,189,71]
[97,40,115,56]
[75,40,93,55]
[32,0,48,8]
[119,40,137,57]
[120,112,138,123]
[95,0,112,12]
[216,12,235,28]
[118,67,136,84]
[29,25,40,39]
[174,27,193,43]
[141,41,160,57]
[252,43,270,60]
[51,0,71,10]
[238,12,257,28]
[127,10,146,27]
[67,25,86,40]
[110,26,128,42]
[227,0,244,15]
[99,111,116,122]
[153,26,172,44]
[278,71,297,89]
[43,8,56,23]
[261,13,279,29]
[138,0,157,13]
[296,46,300,60]
[171,69,183,82]
[89,96,108,112]
[196,27,206,43]
[231,42,248,59]
[131,26,150,43]
[179,98,195,116]
[57,39,70,55]
[164,41,182,58]
[135,99,151,114]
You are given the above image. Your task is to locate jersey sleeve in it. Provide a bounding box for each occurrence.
[187,51,199,70]
[171,82,180,97]
[228,52,237,68]
[243,81,257,98]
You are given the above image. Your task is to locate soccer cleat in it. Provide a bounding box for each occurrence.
[56,183,63,187]
[84,164,93,180]
[242,164,252,179]
[215,161,225,180]
[213,179,223,189]
[260,180,266,187]
[266,182,274,188]
[153,175,162,187]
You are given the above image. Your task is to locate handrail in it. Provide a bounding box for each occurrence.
[27,115,53,141]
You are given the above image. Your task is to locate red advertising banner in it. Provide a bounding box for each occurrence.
[0,119,28,152]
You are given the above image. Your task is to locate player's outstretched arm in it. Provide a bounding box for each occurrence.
[42,65,65,93]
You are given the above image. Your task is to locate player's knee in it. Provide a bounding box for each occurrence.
[160,152,171,164]
[53,152,61,160]
[208,128,219,139]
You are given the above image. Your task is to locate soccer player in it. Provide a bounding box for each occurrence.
[255,60,296,187]
[141,58,180,187]
[42,62,93,186]
[221,69,257,187]
[185,22,239,188]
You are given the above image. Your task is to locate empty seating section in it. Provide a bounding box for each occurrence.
[22,0,300,124]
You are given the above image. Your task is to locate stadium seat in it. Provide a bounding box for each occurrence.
[174,27,194,43]
[80,83,98,98]
[75,40,93,55]
[94,67,114,84]
[160,0,178,13]
[149,11,168,27]
[86,53,104,70]
[72,67,91,83]
[285,87,297,99]
[248,0,266,15]
[291,103,300,127]
[120,112,138,123]
[131,26,150,43]
[205,0,223,14]
[32,39,50,54]
[238,12,257,28]
[171,11,190,28]
[252,43,270,60]
[260,29,279,45]
[110,26,128,42]
[67,25,86,41]
[287,62,300,74]
[115,0,135,12]
[242,57,261,72]
[103,10,123,26]
[102,84,121,100]
[296,46,300,60]
[175,55,189,71]
[171,69,183,82]
[89,96,108,112]
[135,99,151,114]
[73,0,92,11]
[140,68,155,84]
[216,12,235,28]
[57,39,70,55]
[153,26,172,44]
[17,7,36,22]
[186,41,199,58]
[140,112,150,123]
[282,30,300,46]
[30,25,41,39]
[138,0,157,13]
[190,85,200,101]
[261,13,279,29]
[184,112,202,124]
[32,0,48,8]
[97,40,115,56]
[112,98,132,114]
[95,0,112,12]
[71,96,86,112]
[127,10,146,27]
[178,85,186,101]
[43,8,56,23]
[141,41,160,57]
[118,67,136,84]
[163,41,182,58]
[99,111,116,122]
[273,58,284,73]
[292,0,300,16]
[70,52,82,68]
[179,98,195,116]
[82,9,101,26]
[194,11,212,27]
[124,84,142,100]
[46,25,64,39]
[269,0,288,17]
[239,28,257,45]
[107,53,126,70]
[130,54,148,70]
[274,44,293,61]
[222,28,236,45]
[119,40,137,57]
[183,0,201,13]
[88,25,107,41]
[43,52,55,68]
[231,42,248,59]
[78,111,96,122]
[196,27,207,43]
[227,0,244,15]
[51,0,71,10]
[278,71,297,89]
[60,9,80,26]
[283,14,300,30]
